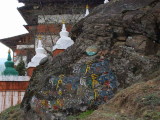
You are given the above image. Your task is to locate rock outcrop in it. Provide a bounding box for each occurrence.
[84,72,160,120]
[21,0,160,119]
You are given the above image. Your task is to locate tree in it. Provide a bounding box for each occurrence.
[16,57,26,76]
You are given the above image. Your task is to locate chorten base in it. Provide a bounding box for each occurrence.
[52,49,65,56]
[27,67,36,77]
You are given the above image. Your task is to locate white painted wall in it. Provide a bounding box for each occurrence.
[17,45,34,49]
[38,14,83,24]
[0,91,25,113]
[0,76,30,81]
[0,76,30,113]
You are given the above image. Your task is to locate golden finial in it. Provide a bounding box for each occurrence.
[62,20,65,24]
[8,49,11,53]
[86,5,89,9]
[38,35,42,40]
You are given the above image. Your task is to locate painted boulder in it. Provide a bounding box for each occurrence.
[30,58,118,117]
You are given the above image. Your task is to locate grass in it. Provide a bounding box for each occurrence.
[67,110,94,120]
[0,104,24,120]
[136,92,160,106]
[143,111,160,120]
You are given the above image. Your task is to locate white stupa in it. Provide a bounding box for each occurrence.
[52,22,74,51]
[85,5,89,17]
[104,0,109,4]
[27,38,47,68]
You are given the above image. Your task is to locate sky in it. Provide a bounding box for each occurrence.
[0,0,28,59]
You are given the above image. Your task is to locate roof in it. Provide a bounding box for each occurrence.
[0,33,31,50]
[18,0,103,3]
[18,0,104,25]
[18,6,38,25]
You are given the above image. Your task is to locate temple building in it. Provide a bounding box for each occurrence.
[1,0,104,67]
[0,33,35,66]
[18,0,104,52]
[0,50,30,113]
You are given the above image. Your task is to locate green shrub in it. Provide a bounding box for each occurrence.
[16,58,26,76]
[67,110,94,120]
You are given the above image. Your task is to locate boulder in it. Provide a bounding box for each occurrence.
[39,57,48,65]
[21,0,160,119]
[126,35,148,53]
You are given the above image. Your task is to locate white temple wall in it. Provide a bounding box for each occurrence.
[38,14,83,24]
[0,76,30,81]
[0,76,30,113]
[17,45,34,49]
[0,91,25,113]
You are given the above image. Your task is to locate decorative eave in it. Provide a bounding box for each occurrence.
[18,6,38,25]
[18,0,104,25]
[0,33,31,51]
[18,0,104,4]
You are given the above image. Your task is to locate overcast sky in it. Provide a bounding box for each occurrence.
[0,0,28,59]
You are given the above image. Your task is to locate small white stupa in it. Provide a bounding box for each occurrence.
[104,0,109,4]
[85,5,89,17]
[52,21,74,52]
[27,37,47,68]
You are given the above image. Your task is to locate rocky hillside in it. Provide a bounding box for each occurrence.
[1,70,160,120]
[84,70,160,120]
[20,0,160,119]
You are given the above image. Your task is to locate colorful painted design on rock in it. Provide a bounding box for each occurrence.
[86,46,98,56]
[30,59,118,114]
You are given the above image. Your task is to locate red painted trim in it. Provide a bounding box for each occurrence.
[0,81,29,91]
[53,49,65,56]
[27,67,36,77]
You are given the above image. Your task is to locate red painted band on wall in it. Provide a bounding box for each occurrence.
[53,49,65,56]
[0,81,29,91]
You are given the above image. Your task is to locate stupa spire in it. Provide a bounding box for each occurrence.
[85,5,89,17]
[3,49,18,76]
[60,21,69,37]
[62,20,67,31]
[37,36,43,48]
[7,49,12,61]
[104,0,109,4]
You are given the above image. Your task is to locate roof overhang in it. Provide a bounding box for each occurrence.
[18,0,104,25]
[18,0,103,4]
[0,33,30,51]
